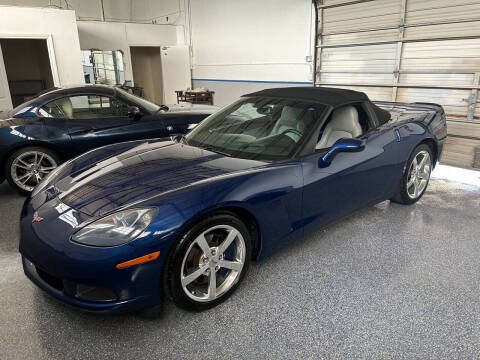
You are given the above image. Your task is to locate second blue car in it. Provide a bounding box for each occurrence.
[0,85,216,194]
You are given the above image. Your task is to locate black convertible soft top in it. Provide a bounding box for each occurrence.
[243,86,368,107]
[243,86,391,125]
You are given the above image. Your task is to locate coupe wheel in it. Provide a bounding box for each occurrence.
[5,147,59,195]
[166,212,251,311]
[391,144,433,205]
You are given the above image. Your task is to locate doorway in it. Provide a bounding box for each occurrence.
[130,46,163,105]
[0,39,54,109]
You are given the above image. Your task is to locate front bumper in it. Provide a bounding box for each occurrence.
[19,197,168,314]
[22,256,151,313]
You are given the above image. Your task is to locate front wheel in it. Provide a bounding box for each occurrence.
[166,212,252,311]
[5,147,60,195]
[391,144,433,205]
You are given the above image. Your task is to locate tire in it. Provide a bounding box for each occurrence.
[165,211,252,311]
[391,144,433,205]
[5,146,60,195]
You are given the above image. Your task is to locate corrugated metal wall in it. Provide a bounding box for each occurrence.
[315,0,480,168]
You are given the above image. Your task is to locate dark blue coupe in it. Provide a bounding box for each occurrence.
[19,87,447,314]
[0,85,216,194]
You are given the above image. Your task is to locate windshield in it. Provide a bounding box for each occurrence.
[185,97,326,161]
[116,88,161,114]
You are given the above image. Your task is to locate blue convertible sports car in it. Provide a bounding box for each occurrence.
[0,85,216,194]
[19,87,447,313]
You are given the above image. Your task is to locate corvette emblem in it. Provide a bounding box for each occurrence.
[32,212,44,223]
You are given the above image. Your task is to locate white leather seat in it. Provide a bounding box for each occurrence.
[57,97,73,119]
[316,105,362,149]
[271,107,304,135]
[270,106,315,143]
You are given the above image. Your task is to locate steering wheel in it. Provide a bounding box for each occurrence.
[280,129,303,138]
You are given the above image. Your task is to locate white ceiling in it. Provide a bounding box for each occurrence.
[0,0,183,24]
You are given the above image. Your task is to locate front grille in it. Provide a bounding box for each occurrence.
[76,284,117,301]
[36,267,63,291]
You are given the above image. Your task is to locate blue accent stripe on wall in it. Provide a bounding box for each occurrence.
[192,78,313,85]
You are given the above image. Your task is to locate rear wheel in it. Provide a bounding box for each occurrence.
[5,147,60,195]
[166,212,251,311]
[391,144,433,205]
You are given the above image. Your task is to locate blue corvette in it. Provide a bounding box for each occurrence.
[19,87,447,313]
[0,85,215,194]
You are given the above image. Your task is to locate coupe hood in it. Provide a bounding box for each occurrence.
[166,103,219,114]
[53,140,266,217]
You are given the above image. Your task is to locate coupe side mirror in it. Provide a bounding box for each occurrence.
[319,138,365,168]
[128,106,142,120]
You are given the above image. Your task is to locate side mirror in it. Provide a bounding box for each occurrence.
[128,106,142,120]
[319,138,365,168]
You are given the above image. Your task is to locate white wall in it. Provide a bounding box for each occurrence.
[189,0,315,105]
[77,21,178,84]
[0,6,84,85]
[0,0,315,106]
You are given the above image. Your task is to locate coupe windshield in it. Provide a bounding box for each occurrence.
[116,88,161,114]
[185,97,326,161]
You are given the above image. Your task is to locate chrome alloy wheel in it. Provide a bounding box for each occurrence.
[10,151,57,192]
[406,150,431,199]
[180,225,246,302]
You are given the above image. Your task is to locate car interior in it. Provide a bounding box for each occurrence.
[41,95,129,119]
[315,103,371,150]
[183,98,380,161]
[190,101,325,159]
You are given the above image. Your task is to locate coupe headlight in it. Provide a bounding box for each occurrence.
[72,208,157,247]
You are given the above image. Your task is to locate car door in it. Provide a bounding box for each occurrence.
[300,124,400,236]
[158,112,215,136]
[159,113,189,135]
[41,94,168,156]
[40,94,134,155]
[183,113,210,132]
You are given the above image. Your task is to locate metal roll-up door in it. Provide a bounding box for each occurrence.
[315,0,480,168]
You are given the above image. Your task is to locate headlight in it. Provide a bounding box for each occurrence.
[31,160,69,197]
[72,208,156,247]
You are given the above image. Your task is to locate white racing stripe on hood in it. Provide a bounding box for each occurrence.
[59,141,171,200]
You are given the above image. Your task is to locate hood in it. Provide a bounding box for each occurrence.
[54,141,266,217]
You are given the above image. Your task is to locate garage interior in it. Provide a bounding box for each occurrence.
[130,46,164,104]
[0,0,479,359]
[0,38,54,107]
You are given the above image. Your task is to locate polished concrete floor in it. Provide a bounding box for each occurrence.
[1,166,480,359]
